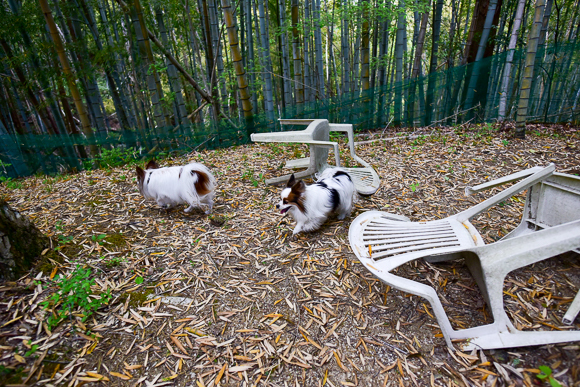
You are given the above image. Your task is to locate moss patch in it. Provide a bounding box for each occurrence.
[104,233,127,249]
[208,214,229,227]
[0,365,25,385]
[35,248,64,274]
[119,288,153,309]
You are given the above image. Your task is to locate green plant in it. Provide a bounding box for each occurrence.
[410,182,419,192]
[104,256,124,268]
[502,139,509,146]
[40,266,111,330]
[0,176,22,189]
[536,365,562,387]
[241,169,264,187]
[91,234,107,245]
[135,276,144,285]
[24,342,39,357]
[56,234,73,250]
[94,147,139,169]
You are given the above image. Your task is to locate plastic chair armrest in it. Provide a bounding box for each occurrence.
[279,119,315,125]
[456,164,555,222]
[465,166,545,196]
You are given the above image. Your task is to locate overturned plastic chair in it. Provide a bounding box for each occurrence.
[250,119,380,195]
[349,164,580,350]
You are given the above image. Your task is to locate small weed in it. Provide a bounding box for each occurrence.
[268,143,283,155]
[135,276,144,284]
[55,220,64,232]
[536,365,562,387]
[24,342,39,357]
[0,176,23,189]
[40,265,111,330]
[93,147,139,169]
[91,234,107,245]
[56,234,74,249]
[88,180,96,186]
[412,135,426,146]
[242,169,264,187]
[410,182,420,192]
[502,139,509,146]
[104,256,124,268]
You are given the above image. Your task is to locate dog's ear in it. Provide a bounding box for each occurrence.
[146,160,159,170]
[136,166,145,181]
[286,173,296,187]
[292,180,306,193]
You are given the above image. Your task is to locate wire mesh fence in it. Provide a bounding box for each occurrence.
[1,42,579,178]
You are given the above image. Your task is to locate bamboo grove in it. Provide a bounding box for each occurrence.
[0,0,579,176]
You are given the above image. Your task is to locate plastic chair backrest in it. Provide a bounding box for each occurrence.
[527,173,580,228]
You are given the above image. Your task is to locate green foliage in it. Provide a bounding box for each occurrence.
[104,256,124,268]
[91,147,139,169]
[54,221,73,251]
[40,266,111,331]
[241,168,265,187]
[24,342,39,357]
[135,276,144,284]
[410,182,420,192]
[0,176,23,190]
[91,234,107,245]
[536,365,562,387]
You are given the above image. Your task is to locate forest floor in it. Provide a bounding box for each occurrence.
[1,123,580,387]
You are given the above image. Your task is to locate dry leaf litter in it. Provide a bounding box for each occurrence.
[0,123,579,387]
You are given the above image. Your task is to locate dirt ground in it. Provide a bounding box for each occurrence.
[1,123,579,387]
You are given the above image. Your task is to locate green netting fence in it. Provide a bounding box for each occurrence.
[1,42,579,178]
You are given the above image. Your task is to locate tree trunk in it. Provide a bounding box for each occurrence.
[0,200,50,281]
[38,0,98,156]
[515,0,546,138]
[394,0,405,126]
[341,0,351,95]
[313,0,325,99]
[425,0,443,125]
[257,0,275,121]
[498,0,525,120]
[463,0,498,113]
[221,0,253,123]
[156,7,190,126]
[361,0,371,92]
[279,0,292,109]
[292,0,304,114]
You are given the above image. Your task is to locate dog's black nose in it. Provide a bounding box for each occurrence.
[276,204,279,209]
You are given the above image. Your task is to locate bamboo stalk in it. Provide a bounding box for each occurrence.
[38,0,98,156]
[220,0,253,119]
[515,0,546,137]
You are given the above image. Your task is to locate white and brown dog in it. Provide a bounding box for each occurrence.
[277,168,355,235]
[136,160,216,214]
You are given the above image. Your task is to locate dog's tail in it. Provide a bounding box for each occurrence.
[186,163,216,196]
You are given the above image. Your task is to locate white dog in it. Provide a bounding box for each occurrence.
[136,160,216,214]
[276,168,355,235]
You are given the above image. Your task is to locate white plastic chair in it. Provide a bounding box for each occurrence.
[250,119,380,195]
[349,164,580,350]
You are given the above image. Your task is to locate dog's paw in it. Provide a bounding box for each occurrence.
[337,214,347,220]
[184,207,193,213]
